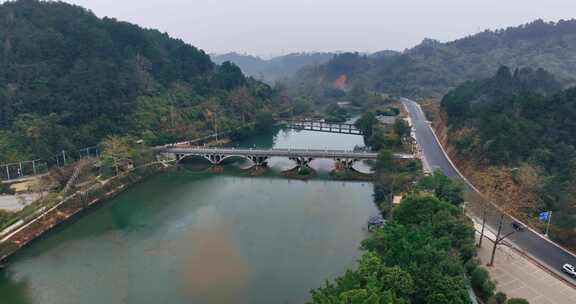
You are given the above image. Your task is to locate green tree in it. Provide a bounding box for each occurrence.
[355,112,377,139]
[293,96,313,115]
[308,252,413,304]
[375,149,395,172]
[393,119,410,142]
[213,61,246,90]
[100,136,133,176]
[325,103,348,122]
[254,110,274,132]
[417,171,465,205]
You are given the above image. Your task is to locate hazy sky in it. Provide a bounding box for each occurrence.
[60,0,575,57]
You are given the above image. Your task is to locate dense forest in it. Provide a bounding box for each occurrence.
[0,0,290,163]
[212,52,334,83]
[441,67,576,247]
[292,19,576,97]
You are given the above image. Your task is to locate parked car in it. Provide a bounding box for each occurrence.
[511,222,525,231]
[562,264,576,277]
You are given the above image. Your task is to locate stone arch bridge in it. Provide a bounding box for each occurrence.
[159,146,414,170]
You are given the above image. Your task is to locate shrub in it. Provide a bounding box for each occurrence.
[460,241,476,262]
[482,279,496,301]
[465,258,480,274]
[0,183,15,195]
[495,292,507,304]
[506,299,529,304]
[0,210,14,228]
[298,167,312,176]
[471,267,495,301]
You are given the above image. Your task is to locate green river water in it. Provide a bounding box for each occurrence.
[0,129,378,304]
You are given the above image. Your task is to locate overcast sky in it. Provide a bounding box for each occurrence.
[60,0,575,57]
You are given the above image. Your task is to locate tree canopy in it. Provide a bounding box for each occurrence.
[0,0,289,163]
[442,66,576,249]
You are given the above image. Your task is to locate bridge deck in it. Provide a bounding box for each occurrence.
[284,120,364,135]
[162,147,414,160]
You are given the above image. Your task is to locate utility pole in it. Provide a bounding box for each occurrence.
[214,114,218,144]
[488,214,519,266]
[389,175,395,221]
[489,214,504,266]
[545,211,553,238]
[478,208,487,248]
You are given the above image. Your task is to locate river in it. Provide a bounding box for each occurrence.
[0,128,379,304]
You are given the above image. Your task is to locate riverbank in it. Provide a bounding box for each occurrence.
[330,168,374,181]
[0,162,173,262]
[280,167,317,180]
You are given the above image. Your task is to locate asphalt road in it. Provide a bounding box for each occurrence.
[401,97,576,283]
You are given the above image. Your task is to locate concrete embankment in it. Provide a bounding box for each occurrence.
[0,162,173,262]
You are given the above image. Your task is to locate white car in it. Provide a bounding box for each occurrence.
[562,264,576,277]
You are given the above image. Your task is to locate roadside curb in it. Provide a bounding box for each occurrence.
[400,102,431,173]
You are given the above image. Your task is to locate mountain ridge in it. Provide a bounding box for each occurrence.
[292,19,576,97]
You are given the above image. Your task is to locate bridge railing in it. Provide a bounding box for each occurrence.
[162,146,376,154]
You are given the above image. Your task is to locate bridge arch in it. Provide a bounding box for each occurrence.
[177,154,214,164]
[177,153,268,166]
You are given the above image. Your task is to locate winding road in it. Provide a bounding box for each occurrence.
[401,97,576,284]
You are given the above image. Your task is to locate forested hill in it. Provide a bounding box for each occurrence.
[293,19,576,97]
[211,52,335,83]
[0,0,286,162]
[441,67,576,248]
[442,66,562,113]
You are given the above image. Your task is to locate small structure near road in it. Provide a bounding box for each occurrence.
[336,101,352,108]
[392,195,403,206]
[367,215,385,231]
[376,115,397,125]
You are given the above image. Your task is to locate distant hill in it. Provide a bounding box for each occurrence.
[211,52,335,83]
[294,19,576,97]
[0,0,284,161]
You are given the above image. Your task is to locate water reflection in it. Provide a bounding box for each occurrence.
[0,270,33,304]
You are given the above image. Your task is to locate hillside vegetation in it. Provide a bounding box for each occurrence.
[293,19,576,97]
[441,67,576,248]
[0,0,287,162]
[212,52,334,83]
